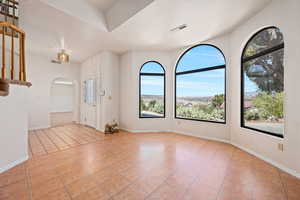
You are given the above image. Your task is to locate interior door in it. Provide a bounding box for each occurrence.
[83,79,97,128]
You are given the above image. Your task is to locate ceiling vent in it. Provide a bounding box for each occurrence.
[170,24,187,32]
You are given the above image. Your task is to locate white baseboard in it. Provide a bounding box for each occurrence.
[120,128,171,133]
[29,125,50,131]
[231,142,300,179]
[26,124,300,179]
[120,128,229,143]
[97,128,105,133]
[172,130,230,144]
[120,127,300,178]
[0,155,28,174]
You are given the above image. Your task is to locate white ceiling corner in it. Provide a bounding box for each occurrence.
[86,0,118,11]
[38,0,107,31]
[20,0,272,63]
[105,0,155,31]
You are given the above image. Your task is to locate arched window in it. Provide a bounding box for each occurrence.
[139,61,165,118]
[241,27,284,137]
[175,44,226,123]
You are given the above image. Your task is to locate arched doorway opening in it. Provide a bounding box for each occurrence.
[50,78,78,127]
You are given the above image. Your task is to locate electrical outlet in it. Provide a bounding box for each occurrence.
[278,143,284,152]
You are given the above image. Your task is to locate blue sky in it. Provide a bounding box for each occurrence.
[141,76,164,95]
[140,62,164,96]
[176,69,225,97]
[244,74,259,93]
[141,46,258,97]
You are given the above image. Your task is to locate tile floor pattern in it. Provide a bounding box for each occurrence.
[28,125,107,157]
[0,124,300,200]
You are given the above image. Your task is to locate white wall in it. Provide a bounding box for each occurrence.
[27,53,80,130]
[120,51,172,132]
[101,52,120,129]
[119,36,230,141]
[80,51,119,132]
[119,0,300,176]
[170,35,230,141]
[50,83,74,113]
[229,0,300,175]
[1,0,295,177]
[0,85,29,172]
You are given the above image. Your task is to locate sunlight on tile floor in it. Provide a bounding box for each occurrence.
[0,124,299,200]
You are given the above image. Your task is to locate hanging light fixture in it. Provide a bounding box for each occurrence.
[57,49,70,63]
[51,38,71,64]
[52,49,70,64]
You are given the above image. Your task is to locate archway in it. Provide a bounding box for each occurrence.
[50,78,78,127]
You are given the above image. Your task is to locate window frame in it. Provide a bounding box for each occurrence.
[139,61,166,119]
[174,44,227,124]
[241,26,284,138]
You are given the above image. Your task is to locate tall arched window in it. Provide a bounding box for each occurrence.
[139,61,165,118]
[175,44,226,123]
[241,27,284,138]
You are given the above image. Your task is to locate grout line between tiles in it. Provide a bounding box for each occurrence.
[50,128,74,147]
[35,130,52,154]
[43,129,61,152]
[25,164,33,200]
[278,169,289,200]
[31,131,47,156]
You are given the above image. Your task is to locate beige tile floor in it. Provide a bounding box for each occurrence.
[0,124,300,200]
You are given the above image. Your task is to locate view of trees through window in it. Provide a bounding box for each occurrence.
[175,45,226,123]
[139,29,283,136]
[139,62,165,118]
[242,27,284,137]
